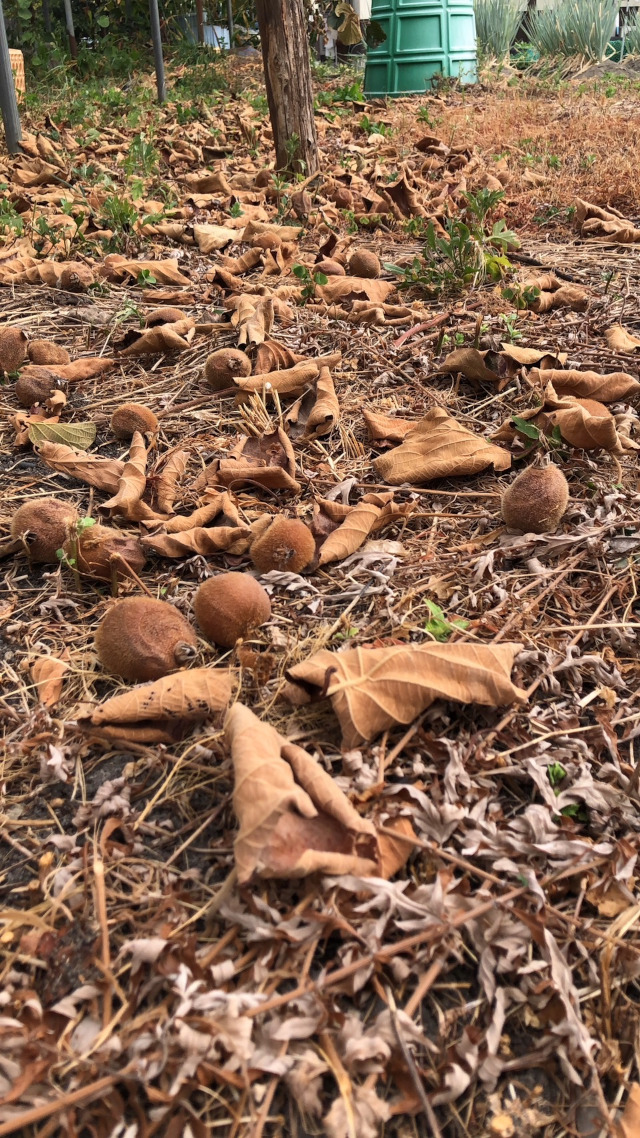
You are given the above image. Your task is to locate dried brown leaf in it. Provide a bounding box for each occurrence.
[236,360,319,397]
[37,441,125,493]
[362,408,416,442]
[84,666,234,726]
[225,702,379,884]
[528,367,640,402]
[141,525,250,558]
[100,431,147,518]
[373,407,511,485]
[102,257,191,286]
[616,1084,640,1137]
[155,450,188,514]
[118,319,195,356]
[286,641,526,747]
[30,652,70,708]
[605,325,640,353]
[318,492,394,566]
[193,223,236,252]
[254,339,304,374]
[200,427,301,494]
[317,276,396,306]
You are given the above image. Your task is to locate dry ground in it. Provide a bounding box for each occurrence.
[1,57,640,1138]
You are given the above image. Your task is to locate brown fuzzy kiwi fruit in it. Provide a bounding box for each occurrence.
[95,597,198,681]
[27,340,71,366]
[69,524,147,582]
[329,186,353,210]
[204,348,252,391]
[348,249,381,279]
[315,258,345,276]
[250,517,315,574]
[0,327,28,373]
[145,307,188,327]
[14,369,64,407]
[194,572,271,648]
[11,498,78,563]
[59,264,94,292]
[110,403,159,439]
[501,465,569,535]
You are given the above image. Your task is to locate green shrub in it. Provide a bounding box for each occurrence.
[623,11,640,56]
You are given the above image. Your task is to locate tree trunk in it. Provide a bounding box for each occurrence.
[255,0,318,176]
[195,0,204,43]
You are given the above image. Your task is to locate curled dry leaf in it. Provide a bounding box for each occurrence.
[31,652,70,708]
[316,276,396,306]
[254,339,304,374]
[100,256,191,286]
[37,441,125,494]
[236,360,319,398]
[373,407,511,485]
[230,295,275,346]
[285,641,526,747]
[363,408,416,442]
[287,366,341,438]
[142,524,250,558]
[0,258,94,289]
[82,666,234,727]
[528,367,640,402]
[162,491,240,533]
[542,398,623,453]
[317,492,394,566]
[532,284,589,313]
[155,450,188,514]
[439,347,509,386]
[100,431,147,518]
[225,702,379,884]
[198,427,301,494]
[576,198,640,243]
[242,220,302,244]
[193,223,236,252]
[20,359,114,385]
[605,325,640,353]
[118,319,196,356]
[615,1083,640,1138]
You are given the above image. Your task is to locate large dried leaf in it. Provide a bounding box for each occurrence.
[31,653,70,708]
[37,441,125,493]
[162,492,240,533]
[542,399,622,453]
[20,358,114,384]
[199,427,301,494]
[100,431,147,517]
[605,325,640,353]
[318,492,394,566]
[373,407,511,485]
[616,1083,640,1138]
[236,360,319,397]
[576,198,640,243]
[363,408,416,442]
[118,319,195,357]
[193,223,236,252]
[254,339,304,374]
[84,667,234,726]
[287,366,341,438]
[286,642,526,747]
[532,284,589,313]
[242,220,302,244]
[102,257,191,286]
[438,347,509,387]
[225,703,379,883]
[316,276,395,306]
[528,366,640,402]
[141,525,250,558]
[28,421,96,449]
[155,450,188,514]
[230,295,274,346]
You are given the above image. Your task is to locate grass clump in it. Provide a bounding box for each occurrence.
[526,0,619,62]
[474,0,523,57]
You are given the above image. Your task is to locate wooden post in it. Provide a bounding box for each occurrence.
[0,0,21,155]
[195,0,204,43]
[226,0,233,48]
[149,0,166,103]
[255,0,318,176]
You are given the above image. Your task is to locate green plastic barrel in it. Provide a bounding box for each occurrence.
[364,0,477,96]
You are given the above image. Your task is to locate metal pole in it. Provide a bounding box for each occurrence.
[0,0,21,155]
[226,0,233,49]
[149,0,166,103]
[195,0,204,43]
[63,0,77,59]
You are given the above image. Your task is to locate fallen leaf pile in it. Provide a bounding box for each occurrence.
[1,52,639,1138]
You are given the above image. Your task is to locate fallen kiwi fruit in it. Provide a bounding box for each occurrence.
[95,596,198,681]
[250,516,315,574]
[14,369,64,407]
[348,249,381,279]
[110,403,159,440]
[501,464,569,535]
[0,327,28,373]
[194,572,271,648]
[28,340,71,366]
[204,348,252,391]
[11,497,78,563]
[66,523,147,583]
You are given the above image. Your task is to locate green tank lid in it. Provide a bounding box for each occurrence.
[365,0,477,96]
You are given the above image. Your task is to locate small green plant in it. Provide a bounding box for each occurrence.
[334,624,359,642]
[547,761,567,791]
[501,312,522,342]
[229,200,243,218]
[359,114,391,137]
[501,283,541,309]
[526,0,620,62]
[424,601,469,642]
[123,134,159,177]
[511,416,541,442]
[292,263,328,301]
[417,106,433,124]
[342,209,359,235]
[100,195,138,237]
[137,268,157,287]
[547,154,561,170]
[0,195,24,236]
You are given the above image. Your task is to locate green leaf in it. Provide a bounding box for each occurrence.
[511,416,541,441]
[313,271,328,285]
[77,516,96,531]
[97,13,110,26]
[292,263,308,280]
[29,421,97,449]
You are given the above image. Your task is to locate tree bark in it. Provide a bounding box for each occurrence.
[195,0,205,43]
[255,0,318,176]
